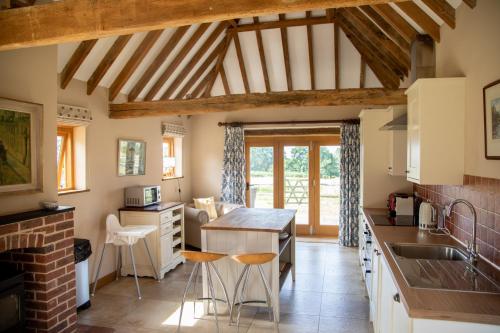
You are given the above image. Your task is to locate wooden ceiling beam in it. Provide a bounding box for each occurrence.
[0,0,408,51]
[233,15,334,32]
[306,11,316,90]
[193,67,216,98]
[220,65,230,95]
[395,1,440,42]
[160,21,230,100]
[127,26,190,102]
[233,32,250,94]
[144,23,210,101]
[203,33,233,97]
[358,5,410,53]
[421,0,455,29]
[360,57,366,88]
[175,38,225,99]
[108,30,162,101]
[60,39,97,89]
[254,17,270,92]
[334,12,340,90]
[462,0,476,9]
[87,34,132,95]
[371,3,418,43]
[279,14,293,91]
[109,88,407,118]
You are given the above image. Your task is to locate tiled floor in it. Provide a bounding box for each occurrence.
[78,242,371,333]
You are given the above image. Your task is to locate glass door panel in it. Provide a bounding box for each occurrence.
[248,146,274,208]
[319,146,340,227]
[283,146,309,226]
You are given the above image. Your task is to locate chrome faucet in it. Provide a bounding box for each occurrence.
[445,199,478,264]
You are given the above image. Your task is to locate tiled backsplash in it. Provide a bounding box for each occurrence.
[414,175,500,266]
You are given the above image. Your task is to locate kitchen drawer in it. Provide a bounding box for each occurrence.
[160,222,173,236]
[160,211,173,224]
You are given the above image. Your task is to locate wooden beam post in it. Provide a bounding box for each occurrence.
[60,39,97,89]
[306,11,316,90]
[279,14,293,91]
[334,10,340,90]
[254,17,271,92]
[233,32,250,94]
[109,88,407,118]
[360,57,366,88]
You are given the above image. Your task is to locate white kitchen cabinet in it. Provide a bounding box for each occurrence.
[369,240,381,326]
[119,203,185,279]
[386,106,408,176]
[405,78,466,185]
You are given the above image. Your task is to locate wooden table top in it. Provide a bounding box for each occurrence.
[201,208,296,233]
[363,208,500,326]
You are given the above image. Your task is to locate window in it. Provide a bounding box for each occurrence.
[57,126,74,190]
[162,136,183,179]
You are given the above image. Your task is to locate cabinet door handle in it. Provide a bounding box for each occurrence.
[374,249,381,256]
[405,170,410,174]
[393,293,400,303]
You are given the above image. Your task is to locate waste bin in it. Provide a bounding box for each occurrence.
[74,238,92,311]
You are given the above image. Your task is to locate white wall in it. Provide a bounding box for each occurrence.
[0,46,58,213]
[57,78,192,279]
[436,0,500,179]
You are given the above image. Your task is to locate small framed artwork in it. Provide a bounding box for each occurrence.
[483,79,500,159]
[0,97,43,195]
[118,139,146,176]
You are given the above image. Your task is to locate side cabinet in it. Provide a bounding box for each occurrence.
[119,203,185,279]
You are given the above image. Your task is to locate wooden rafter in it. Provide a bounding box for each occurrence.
[160,21,230,100]
[203,33,233,97]
[336,11,399,89]
[371,4,418,43]
[360,57,366,88]
[109,88,407,118]
[254,17,270,92]
[108,30,162,101]
[395,1,440,42]
[87,35,132,95]
[279,14,293,91]
[421,0,455,29]
[193,67,216,98]
[60,39,97,89]
[233,15,335,32]
[233,32,250,94]
[0,0,408,51]
[174,38,225,99]
[334,16,340,90]
[306,11,315,90]
[343,7,409,76]
[462,0,476,9]
[127,26,189,102]
[358,6,410,53]
[145,23,210,101]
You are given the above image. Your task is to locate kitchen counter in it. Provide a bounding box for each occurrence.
[363,208,500,326]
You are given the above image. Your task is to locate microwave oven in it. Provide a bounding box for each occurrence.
[125,185,161,207]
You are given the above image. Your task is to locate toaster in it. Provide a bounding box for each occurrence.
[388,193,414,217]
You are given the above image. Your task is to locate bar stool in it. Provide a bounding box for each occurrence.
[230,253,279,332]
[91,214,158,300]
[177,251,231,333]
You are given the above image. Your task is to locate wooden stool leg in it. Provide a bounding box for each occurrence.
[229,265,249,324]
[177,262,200,333]
[205,262,220,333]
[258,264,279,332]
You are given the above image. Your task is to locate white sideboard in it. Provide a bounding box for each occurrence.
[119,202,185,279]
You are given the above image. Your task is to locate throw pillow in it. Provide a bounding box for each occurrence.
[193,197,218,220]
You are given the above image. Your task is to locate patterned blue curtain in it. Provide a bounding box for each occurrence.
[220,126,246,205]
[339,123,360,247]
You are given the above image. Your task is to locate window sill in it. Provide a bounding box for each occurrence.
[162,176,184,181]
[58,189,90,196]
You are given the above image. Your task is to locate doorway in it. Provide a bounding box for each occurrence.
[245,135,340,236]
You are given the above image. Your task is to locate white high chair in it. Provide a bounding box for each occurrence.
[91,214,158,299]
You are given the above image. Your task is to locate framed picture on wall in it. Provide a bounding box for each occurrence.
[118,139,146,176]
[0,97,43,194]
[483,79,500,159]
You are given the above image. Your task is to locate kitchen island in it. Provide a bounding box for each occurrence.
[200,208,296,321]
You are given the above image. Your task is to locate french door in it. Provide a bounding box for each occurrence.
[245,136,340,236]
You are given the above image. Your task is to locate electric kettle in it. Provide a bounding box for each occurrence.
[419,202,437,230]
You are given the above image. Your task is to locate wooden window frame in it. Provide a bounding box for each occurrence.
[57,126,75,191]
[162,136,176,178]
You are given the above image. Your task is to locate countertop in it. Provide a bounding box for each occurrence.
[0,206,74,226]
[119,202,183,212]
[201,208,296,233]
[363,208,500,325]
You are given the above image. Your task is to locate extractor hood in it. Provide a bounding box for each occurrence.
[380,114,407,131]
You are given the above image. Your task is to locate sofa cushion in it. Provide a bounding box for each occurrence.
[193,197,218,220]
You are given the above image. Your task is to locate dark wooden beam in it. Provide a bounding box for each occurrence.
[109,88,407,118]
[87,35,132,95]
[108,30,162,101]
[145,23,210,101]
[60,39,97,89]
[0,0,407,51]
[462,0,476,9]
[421,0,455,29]
[127,26,189,102]
[254,17,271,92]
[233,15,334,32]
[371,3,418,43]
[160,21,229,100]
[220,65,230,95]
[279,14,293,91]
[395,1,440,42]
[334,11,340,90]
[360,57,366,88]
[192,67,215,98]
[306,11,316,90]
[358,5,410,53]
[233,32,250,94]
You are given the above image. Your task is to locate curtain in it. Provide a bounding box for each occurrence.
[339,123,360,247]
[220,126,246,205]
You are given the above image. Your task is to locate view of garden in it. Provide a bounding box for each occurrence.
[249,146,340,226]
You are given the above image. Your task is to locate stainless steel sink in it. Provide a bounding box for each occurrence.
[386,243,500,294]
[389,243,468,261]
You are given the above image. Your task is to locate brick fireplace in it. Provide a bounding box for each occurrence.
[0,207,76,333]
